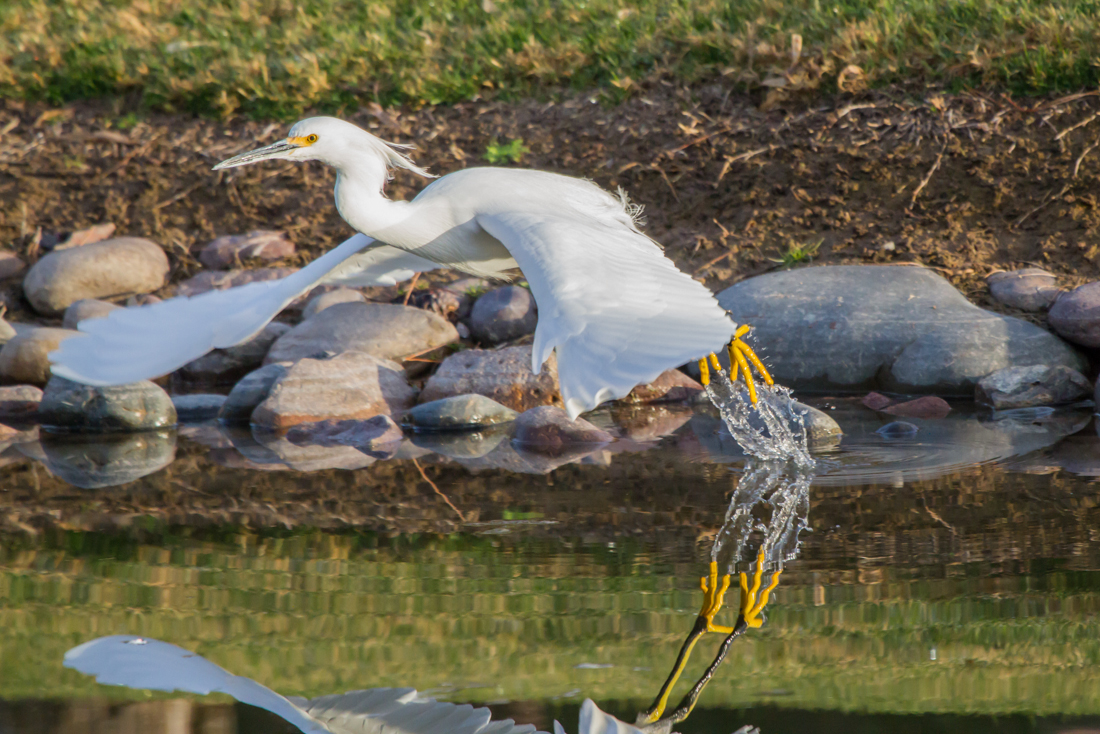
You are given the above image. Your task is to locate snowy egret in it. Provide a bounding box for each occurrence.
[50,117,772,418]
[63,635,650,734]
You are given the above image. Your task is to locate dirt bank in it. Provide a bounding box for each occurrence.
[3,85,1100,325]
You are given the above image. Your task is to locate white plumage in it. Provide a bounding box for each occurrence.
[62,635,646,734]
[50,117,738,418]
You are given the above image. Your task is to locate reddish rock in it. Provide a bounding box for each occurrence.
[882,396,952,419]
[199,230,296,269]
[251,352,416,429]
[861,391,894,411]
[56,223,116,250]
[0,385,43,418]
[512,405,613,455]
[175,267,299,297]
[626,370,703,403]
[0,250,26,280]
[1048,282,1100,347]
[987,268,1060,312]
[0,327,80,385]
[419,345,560,412]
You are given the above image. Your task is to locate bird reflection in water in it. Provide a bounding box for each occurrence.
[638,368,815,732]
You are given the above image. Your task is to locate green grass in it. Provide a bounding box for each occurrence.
[3,0,1100,118]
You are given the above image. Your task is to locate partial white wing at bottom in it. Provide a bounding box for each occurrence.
[553,700,647,734]
[49,235,439,386]
[478,212,736,419]
[63,635,546,734]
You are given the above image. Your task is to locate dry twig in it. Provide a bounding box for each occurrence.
[413,458,464,521]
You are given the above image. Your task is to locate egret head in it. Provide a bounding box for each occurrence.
[212,116,432,180]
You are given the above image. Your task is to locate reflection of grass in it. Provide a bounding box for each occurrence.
[2,0,1100,117]
[4,530,1100,715]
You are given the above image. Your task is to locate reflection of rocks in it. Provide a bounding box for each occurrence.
[456,435,605,474]
[1010,432,1100,477]
[716,265,1085,394]
[0,327,80,385]
[251,353,416,429]
[0,384,43,419]
[419,346,560,412]
[881,396,952,419]
[468,285,537,344]
[285,415,403,457]
[403,394,518,431]
[39,377,177,432]
[179,322,291,383]
[976,365,1092,409]
[265,302,458,364]
[23,237,169,315]
[39,430,176,488]
[171,394,227,423]
[610,403,694,442]
[512,406,613,454]
[250,427,377,471]
[410,424,509,459]
[987,269,1061,312]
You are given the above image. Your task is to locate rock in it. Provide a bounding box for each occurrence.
[199,230,295,269]
[409,425,509,459]
[976,365,1092,409]
[861,392,894,411]
[179,322,291,382]
[610,404,694,442]
[218,363,290,424]
[126,294,162,307]
[38,377,177,432]
[882,396,953,419]
[250,427,379,471]
[251,352,417,429]
[403,394,519,431]
[302,288,365,321]
[402,287,465,320]
[716,265,1085,395]
[0,327,80,385]
[176,267,298,298]
[265,302,458,364]
[441,277,490,320]
[876,421,919,439]
[625,370,703,403]
[22,237,169,315]
[0,319,16,346]
[987,268,1061,312]
[171,394,228,423]
[39,430,176,489]
[512,405,614,454]
[0,385,43,419]
[419,345,560,412]
[469,285,537,344]
[0,250,26,280]
[62,298,121,329]
[285,414,403,454]
[1048,281,1100,348]
[797,403,844,443]
[56,223,117,250]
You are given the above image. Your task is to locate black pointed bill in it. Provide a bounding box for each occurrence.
[212,139,299,170]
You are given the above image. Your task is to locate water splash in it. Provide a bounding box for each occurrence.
[704,372,815,469]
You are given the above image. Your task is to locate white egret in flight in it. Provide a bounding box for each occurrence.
[50,117,772,418]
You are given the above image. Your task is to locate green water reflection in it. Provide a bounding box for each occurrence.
[3,524,1100,720]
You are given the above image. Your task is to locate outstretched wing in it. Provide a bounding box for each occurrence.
[477,211,735,418]
[552,699,647,734]
[49,235,438,386]
[63,635,328,734]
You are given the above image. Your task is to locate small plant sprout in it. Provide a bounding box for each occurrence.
[770,239,822,268]
[484,139,529,164]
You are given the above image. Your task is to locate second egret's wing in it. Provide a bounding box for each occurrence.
[552,699,647,734]
[63,635,328,734]
[49,235,431,386]
[297,688,545,734]
[477,212,735,418]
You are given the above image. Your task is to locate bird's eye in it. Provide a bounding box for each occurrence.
[306,134,318,144]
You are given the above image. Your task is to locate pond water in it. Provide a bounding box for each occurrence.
[1,395,1099,733]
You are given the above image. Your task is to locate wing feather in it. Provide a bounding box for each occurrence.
[477,212,735,418]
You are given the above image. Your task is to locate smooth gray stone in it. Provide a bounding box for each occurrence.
[38,377,177,432]
[976,365,1091,409]
[179,322,291,382]
[171,394,228,423]
[404,394,518,432]
[0,327,80,385]
[468,285,537,344]
[218,363,288,424]
[716,265,1085,395]
[265,302,458,364]
[301,288,365,321]
[987,269,1060,312]
[62,298,121,329]
[1048,281,1100,347]
[39,430,176,489]
[798,403,844,444]
[0,319,15,346]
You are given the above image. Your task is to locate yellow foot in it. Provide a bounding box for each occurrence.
[698,324,774,405]
[699,561,735,634]
[740,549,782,629]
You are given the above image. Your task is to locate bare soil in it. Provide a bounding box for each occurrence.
[3,84,1100,326]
